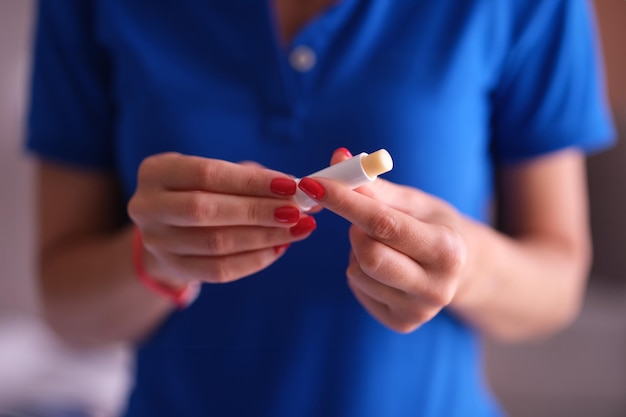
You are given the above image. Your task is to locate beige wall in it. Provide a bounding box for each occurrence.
[0,0,36,317]
[486,2,626,416]
[587,0,626,285]
[0,2,130,415]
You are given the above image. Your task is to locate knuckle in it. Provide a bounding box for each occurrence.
[204,231,230,255]
[246,202,261,223]
[183,194,210,224]
[345,275,355,291]
[137,158,153,182]
[389,317,421,334]
[126,197,143,222]
[433,227,466,275]
[350,233,384,278]
[367,209,401,241]
[345,262,360,282]
[206,261,231,283]
[242,171,258,194]
[423,283,455,307]
[250,253,273,275]
[138,154,163,183]
[206,252,275,284]
[195,161,217,186]
[138,153,180,184]
[127,195,154,226]
[141,229,161,252]
[390,307,433,333]
[357,247,384,278]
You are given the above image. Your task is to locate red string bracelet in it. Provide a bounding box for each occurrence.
[132,227,199,310]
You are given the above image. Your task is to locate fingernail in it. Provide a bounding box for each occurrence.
[273,243,291,254]
[336,147,353,158]
[274,206,300,223]
[290,216,317,237]
[270,178,297,196]
[298,178,326,200]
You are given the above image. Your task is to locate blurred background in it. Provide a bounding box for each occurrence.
[0,1,624,416]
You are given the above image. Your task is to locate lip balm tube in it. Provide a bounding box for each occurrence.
[293,149,393,211]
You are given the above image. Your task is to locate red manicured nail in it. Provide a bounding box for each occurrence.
[274,206,300,223]
[298,178,326,200]
[270,178,297,196]
[290,216,317,237]
[336,147,353,158]
[273,243,291,254]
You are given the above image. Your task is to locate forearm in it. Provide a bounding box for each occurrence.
[451,217,590,342]
[39,225,173,347]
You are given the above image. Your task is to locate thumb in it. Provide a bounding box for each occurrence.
[329,147,353,166]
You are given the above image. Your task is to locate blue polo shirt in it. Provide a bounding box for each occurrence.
[27,1,614,416]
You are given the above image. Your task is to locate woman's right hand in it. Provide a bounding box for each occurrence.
[128,152,316,287]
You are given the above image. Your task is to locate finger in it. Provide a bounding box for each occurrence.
[330,147,353,166]
[356,179,453,222]
[144,219,316,256]
[299,177,465,270]
[294,147,353,214]
[152,191,303,227]
[164,246,289,284]
[349,227,457,309]
[348,226,426,292]
[348,270,436,333]
[299,177,448,263]
[347,246,449,315]
[346,251,406,305]
[139,153,296,197]
[348,283,419,333]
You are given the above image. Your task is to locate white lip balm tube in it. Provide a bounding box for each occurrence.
[293,149,393,211]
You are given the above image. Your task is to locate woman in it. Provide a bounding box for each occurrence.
[27,0,614,415]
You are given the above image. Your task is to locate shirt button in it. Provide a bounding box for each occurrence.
[289,45,316,72]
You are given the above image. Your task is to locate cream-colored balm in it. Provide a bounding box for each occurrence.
[293,149,394,211]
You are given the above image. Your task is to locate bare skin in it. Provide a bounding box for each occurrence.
[36,1,592,346]
[273,0,337,44]
[36,0,334,346]
[38,155,316,346]
[38,145,590,346]
[300,148,591,342]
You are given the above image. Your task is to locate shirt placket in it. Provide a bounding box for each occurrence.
[262,2,350,145]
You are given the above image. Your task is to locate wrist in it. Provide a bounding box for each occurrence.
[140,242,188,289]
[449,217,496,312]
[132,226,200,309]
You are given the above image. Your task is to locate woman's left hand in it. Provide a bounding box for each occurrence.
[297,150,471,333]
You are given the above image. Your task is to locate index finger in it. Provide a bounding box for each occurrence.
[298,177,446,264]
[140,153,295,197]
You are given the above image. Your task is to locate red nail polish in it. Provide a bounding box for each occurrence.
[298,178,326,200]
[273,243,290,254]
[274,206,300,223]
[270,178,297,196]
[290,216,317,237]
[336,147,353,158]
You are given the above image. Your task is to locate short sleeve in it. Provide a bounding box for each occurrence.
[26,0,115,171]
[491,0,615,164]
